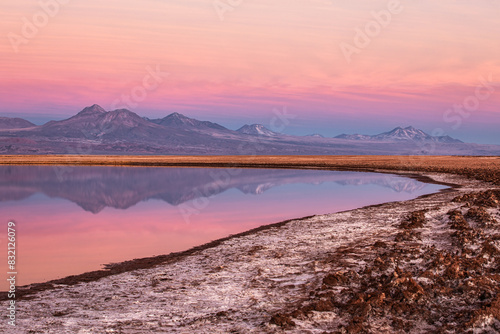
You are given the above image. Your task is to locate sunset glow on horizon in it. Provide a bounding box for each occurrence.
[1,0,499,143]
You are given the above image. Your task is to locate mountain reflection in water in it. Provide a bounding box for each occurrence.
[0,166,427,214]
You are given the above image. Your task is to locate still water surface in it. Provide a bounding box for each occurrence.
[0,166,445,289]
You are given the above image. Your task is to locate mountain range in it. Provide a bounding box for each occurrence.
[0,104,498,155]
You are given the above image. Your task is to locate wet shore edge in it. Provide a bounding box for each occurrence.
[0,155,498,301]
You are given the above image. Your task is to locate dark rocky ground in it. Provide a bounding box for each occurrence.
[269,189,500,333]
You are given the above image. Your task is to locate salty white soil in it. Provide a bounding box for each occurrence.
[1,172,496,333]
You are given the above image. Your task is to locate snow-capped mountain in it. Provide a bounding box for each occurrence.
[236,124,280,137]
[373,126,434,141]
[338,126,463,143]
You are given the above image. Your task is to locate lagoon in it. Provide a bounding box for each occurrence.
[0,166,445,289]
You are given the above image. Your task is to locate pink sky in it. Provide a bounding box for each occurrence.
[1,0,499,143]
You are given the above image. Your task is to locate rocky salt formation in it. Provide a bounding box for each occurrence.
[271,189,500,333]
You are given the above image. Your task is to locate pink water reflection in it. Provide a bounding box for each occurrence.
[0,167,444,289]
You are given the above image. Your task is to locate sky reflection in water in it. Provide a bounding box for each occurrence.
[0,166,445,288]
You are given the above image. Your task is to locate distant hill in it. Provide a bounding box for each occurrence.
[147,112,229,132]
[305,134,324,138]
[0,104,497,155]
[335,134,372,141]
[0,117,35,129]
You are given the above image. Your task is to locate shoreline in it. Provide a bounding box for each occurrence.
[0,161,460,299]
[0,170,456,299]
[2,156,499,332]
